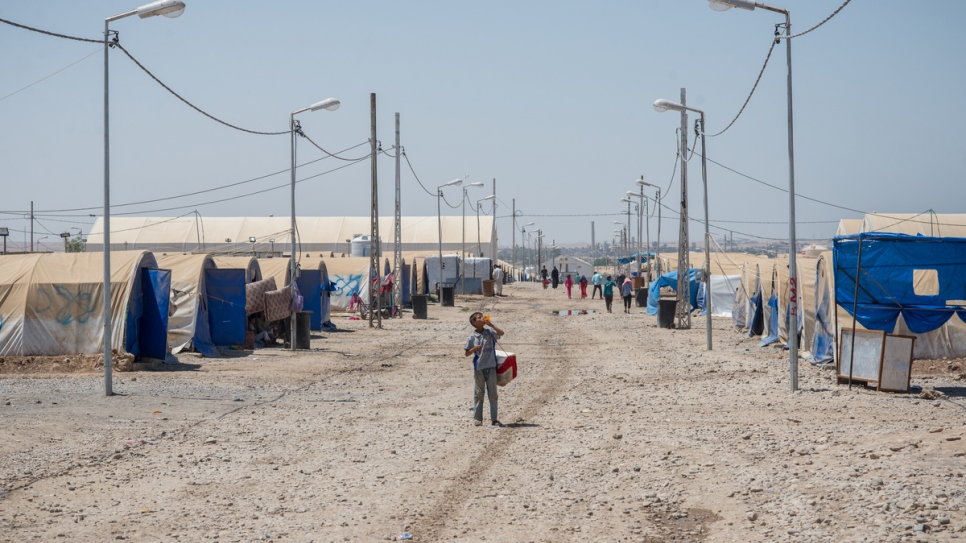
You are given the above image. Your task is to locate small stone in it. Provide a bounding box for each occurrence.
[633,466,641,472]
[613,434,622,440]
[913,524,925,532]
[869,453,880,460]
[934,401,943,407]
[747,512,758,521]
[204,437,217,444]
[741,432,753,440]
[939,517,950,525]
[612,467,619,473]
[929,427,945,433]
[871,477,884,487]
[947,436,962,441]
[890,445,904,452]
[750,486,764,493]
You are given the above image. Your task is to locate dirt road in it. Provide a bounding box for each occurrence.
[1,281,964,542]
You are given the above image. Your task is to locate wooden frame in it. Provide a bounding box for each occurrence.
[878,334,916,393]
[837,328,886,383]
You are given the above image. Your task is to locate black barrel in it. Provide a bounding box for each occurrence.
[412,294,428,319]
[441,286,455,307]
[296,311,312,349]
[657,298,676,329]
[635,287,648,307]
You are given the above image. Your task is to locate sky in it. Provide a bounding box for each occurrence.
[2,0,965,252]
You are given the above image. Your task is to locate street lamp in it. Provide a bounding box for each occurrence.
[437,179,462,293]
[289,97,340,351]
[626,190,650,282]
[461,182,484,294]
[477,195,495,258]
[709,0,798,388]
[654,97,712,351]
[621,195,645,278]
[102,0,185,396]
[269,238,276,257]
[637,179,661,279]
[520,222,534,279]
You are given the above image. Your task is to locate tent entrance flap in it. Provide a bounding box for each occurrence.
[205,269,246,347]
[139,268,171,360]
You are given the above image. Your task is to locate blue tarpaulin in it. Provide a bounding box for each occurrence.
[834,233,966,334]
[617,252,655,265]
[646,269,700,315]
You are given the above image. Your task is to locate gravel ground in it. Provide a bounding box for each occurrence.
[1,281,964,542]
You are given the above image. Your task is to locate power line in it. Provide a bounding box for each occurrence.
[0,48,100,102]
[779,0,853,40]
[0,17,101,43]
[297,129,372,161]
[401,151,438,198]
[113,42,288,136]
[0,141,370,215]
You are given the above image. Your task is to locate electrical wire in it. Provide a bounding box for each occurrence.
[297,129,373,161]
[401,151,440,198]
[778,0,853,40]
[0,141,370,215]
[0,17,101,43]
[112,42,288,136]
[0,48,100,102]
[109,156,370,216]
[706,38,778,138]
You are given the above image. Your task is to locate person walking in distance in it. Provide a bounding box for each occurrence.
[541,266,549,289]
[591,270,603,299]
[603,275,616,313]
[551,266,560,289]
[464,312,506,428]
[564,273,574,299]
[579,274,588,299]
[622,277,633,314]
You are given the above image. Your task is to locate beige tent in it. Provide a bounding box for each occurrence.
[0,251,168,358]
[86,216,497,258]
[212,256,262,283]
[156,254,215,354]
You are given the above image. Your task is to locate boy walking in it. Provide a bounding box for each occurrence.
[603,275,616,313]
[464,312,506,428]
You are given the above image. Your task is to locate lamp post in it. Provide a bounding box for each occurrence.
[269,238,275,257]
[709,0,798,387]
[461,182,484,294]
[289,97,340,351]
[103,0,185,397]
[638,179,661,279]
[476,195,495,258]
[622,194,645,278]
[60,232,71,252]
[437,179,462,294]
[654,97,712,351]
[0,227,8,255]
[520,222,534,280]
[511,206,523,278]
[627,189,650,282]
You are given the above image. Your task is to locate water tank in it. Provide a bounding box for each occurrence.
[350,235,380,257]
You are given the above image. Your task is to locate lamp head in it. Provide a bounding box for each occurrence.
[479,195,496,202]
[654,98,685,113]
[466,182,484,188]
[309,98,341,112]
[249,237,256,243]
[439,179,462,189]
[522,222,534,228]
[136,0,186,19]
[708,0,756,11]
[620,198,632,203]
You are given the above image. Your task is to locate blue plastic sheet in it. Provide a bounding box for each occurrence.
[834,233,966,333]
[646,269,701,315]
[759,293,779,347]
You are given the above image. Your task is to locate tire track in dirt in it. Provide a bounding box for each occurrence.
[413,296,584,541]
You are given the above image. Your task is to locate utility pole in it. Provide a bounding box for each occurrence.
[511,199,516,278]
[490,178,497,260]
[676,88,692,330]
[30,201,34,252]
[393,112,402,317]
[369,93,381,328]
